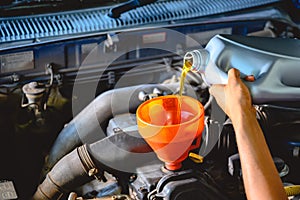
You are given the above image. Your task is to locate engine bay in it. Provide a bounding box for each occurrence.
[0,0,300,199]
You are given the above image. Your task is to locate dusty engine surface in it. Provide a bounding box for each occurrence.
[1,0,300,199]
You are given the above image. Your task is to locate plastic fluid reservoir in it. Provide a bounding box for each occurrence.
[185,34,300,104]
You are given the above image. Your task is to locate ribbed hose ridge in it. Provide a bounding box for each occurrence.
[33,145,98,200]
[284,185,300,197]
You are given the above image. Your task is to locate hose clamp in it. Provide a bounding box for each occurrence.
[77,144,107,182]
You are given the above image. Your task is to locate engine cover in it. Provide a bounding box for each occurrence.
[148,169,229,200]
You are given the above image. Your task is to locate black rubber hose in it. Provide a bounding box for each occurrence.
[33,147,93,200]
[43,84,184,177]
[86,130,158,175]
[33,132,155,200]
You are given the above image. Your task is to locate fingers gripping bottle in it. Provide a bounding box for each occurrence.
[184,34,300,104]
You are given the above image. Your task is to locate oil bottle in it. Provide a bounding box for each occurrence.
[183,34,300,104]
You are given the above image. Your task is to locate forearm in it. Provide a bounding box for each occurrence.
[231,109,287,200]
[209,68,288,199]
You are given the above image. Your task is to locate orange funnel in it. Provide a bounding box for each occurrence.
[136,95,204,170]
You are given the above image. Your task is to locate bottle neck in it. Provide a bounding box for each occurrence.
[184,49,210,72]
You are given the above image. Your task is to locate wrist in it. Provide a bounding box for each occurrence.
[230,106,256,125]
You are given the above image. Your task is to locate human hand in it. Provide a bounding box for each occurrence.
[208,68,255,121]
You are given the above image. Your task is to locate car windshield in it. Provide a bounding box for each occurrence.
[0,0,285,48]
[0,0,129,16]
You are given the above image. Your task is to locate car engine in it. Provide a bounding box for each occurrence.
[0,0,300,199]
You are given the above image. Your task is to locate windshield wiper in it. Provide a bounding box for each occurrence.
[108,0,158,18]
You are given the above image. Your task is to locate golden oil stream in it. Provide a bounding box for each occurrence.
[175,60,193,124]
[179,60,192,96]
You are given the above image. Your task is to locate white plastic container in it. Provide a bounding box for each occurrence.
[184,34,300,104]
